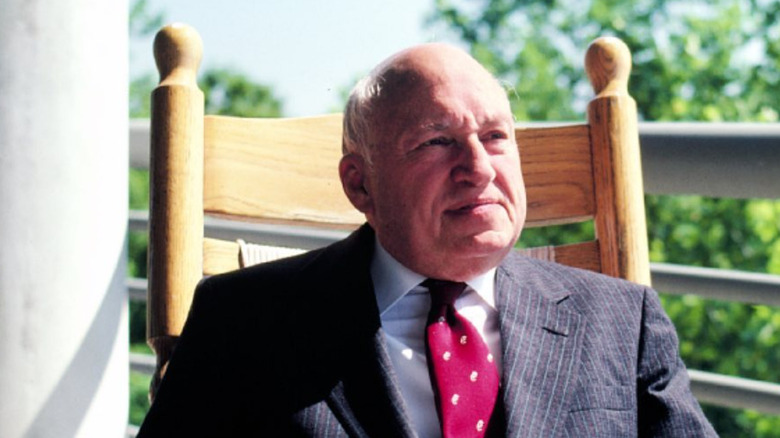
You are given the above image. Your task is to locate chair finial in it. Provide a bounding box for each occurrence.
[154,23,203,87]
[585,37,631,97]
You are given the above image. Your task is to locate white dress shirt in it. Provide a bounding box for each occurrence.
[370,239,503,438]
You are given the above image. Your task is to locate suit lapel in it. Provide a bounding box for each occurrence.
[327,328,417,438]
[318,225,416,438]
[495,254,585,438]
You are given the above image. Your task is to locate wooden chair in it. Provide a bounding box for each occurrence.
[146,23,650,398]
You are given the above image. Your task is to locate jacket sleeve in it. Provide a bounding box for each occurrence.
[636,287,719,437]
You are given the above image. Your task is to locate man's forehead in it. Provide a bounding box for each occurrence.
[376,77,512,126]
[362,44,512,141]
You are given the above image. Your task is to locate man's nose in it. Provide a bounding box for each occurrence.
[451,137,496,186]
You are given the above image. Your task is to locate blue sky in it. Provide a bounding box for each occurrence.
[130,1,457,116]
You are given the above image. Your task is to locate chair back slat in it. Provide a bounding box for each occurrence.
[204,114,363,227]
[518,124,595,227]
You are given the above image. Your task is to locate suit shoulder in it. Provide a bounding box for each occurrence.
[500,250,650,309]
[194,225,374,310]
[200,246,324,292]
[503,250,645,287]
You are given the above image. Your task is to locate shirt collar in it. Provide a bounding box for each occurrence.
[370,237,497,315]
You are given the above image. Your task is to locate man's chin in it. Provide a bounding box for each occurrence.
[429,240,512,281]
[450,230,516,257]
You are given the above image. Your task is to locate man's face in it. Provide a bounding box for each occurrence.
[340,46,526,281]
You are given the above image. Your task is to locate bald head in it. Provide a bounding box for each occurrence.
[343,43,509,157]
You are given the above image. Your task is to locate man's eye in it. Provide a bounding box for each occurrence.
[421,137,455,147]
[483,131,508,142]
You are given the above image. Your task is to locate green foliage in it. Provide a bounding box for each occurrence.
[517,221,594,248]
[129,371,152,426]
[129,69,285,118]
[129,168,149,348]
[662,294,780,435]
[128,0,162,118]
[430,0,780,122]
[200,69,284,117]
[129,169,149,212]
[645,196,779,271]
[129,74,156,118]
[650,196,780,436]
[129,0,164,39]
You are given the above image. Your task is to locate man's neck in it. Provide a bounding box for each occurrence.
[370,236,497,314]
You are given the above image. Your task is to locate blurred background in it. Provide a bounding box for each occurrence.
[126,0,778,435]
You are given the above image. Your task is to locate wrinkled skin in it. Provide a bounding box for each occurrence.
[340,44,526,281]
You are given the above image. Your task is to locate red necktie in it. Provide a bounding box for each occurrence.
[424,279,499,438]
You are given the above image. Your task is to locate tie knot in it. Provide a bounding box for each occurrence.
[424,279,467,307]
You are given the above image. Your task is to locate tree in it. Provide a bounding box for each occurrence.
[430,1,780,435]
[431,0,780,122]
[200,69,283,117]
[129,0,164,39]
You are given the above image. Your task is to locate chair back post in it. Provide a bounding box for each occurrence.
[585,37,651,286]
[147,23,205,398]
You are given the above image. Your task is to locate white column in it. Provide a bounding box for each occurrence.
[0,1,129,437]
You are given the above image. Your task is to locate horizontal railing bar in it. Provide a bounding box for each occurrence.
[128,210,147,232]
[130,352,155,374]
[202,216,350,249]
[130,120,780,199]
[640,122,780,199]
[127,277,146,302]
[129,209,348,249]
[652,262,780,307]
[129,119,150,169]
[689,369,780,415]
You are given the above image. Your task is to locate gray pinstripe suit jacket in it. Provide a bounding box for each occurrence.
[138,225,717,437]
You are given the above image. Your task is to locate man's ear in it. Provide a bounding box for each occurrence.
[339,153,374,216]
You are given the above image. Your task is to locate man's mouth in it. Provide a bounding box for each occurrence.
[448,199,500,214]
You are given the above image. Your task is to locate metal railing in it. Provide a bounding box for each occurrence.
[127,120,780,419]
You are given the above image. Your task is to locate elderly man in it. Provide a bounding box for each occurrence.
[138,44,716,437]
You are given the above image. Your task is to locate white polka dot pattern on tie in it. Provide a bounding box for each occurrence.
[424,279,499,438]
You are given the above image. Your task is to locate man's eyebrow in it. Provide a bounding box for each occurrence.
[410,112,511,136]
[417,121,450,132]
